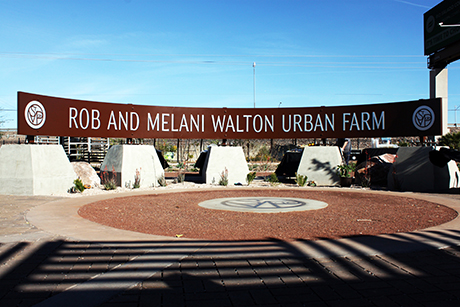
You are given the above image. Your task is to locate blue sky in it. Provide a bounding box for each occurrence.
[1,0,459,129]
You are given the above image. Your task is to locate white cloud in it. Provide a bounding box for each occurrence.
[391,0,431,9]
[65,38,108,49]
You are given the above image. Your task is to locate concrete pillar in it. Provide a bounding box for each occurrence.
[296,146,342,186]
[202,146,249,185]
[100,145,165,188]
[430,68,448,135]
[0,145,77,195]
[388,147,460,192]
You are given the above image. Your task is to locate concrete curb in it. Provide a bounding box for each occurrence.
[25,187,460,258]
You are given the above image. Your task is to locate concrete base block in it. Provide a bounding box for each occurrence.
[388,147,460,192]
[0,145,77,195]
[100,145,164,188]
[296,147,342,186]
[202,146,249,185]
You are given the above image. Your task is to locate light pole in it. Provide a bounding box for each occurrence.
[253,62,256,108]
[449,106,460,127]
[455,106,460,127]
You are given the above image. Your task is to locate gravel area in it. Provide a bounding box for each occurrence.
[78,189,458,241]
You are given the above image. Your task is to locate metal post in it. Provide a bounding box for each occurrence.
[177,139,180,163]
[87,137,91,163]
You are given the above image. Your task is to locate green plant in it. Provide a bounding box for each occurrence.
[104,181,117,190]
[308,181,317,187]
[158,174,167,187]
[360,153,371,187]
[110,138,124,145]
[133,169,141,189]
[101,165,117,190]
[262,160,270,171]
[219,168,229,186]
[264,172,279,184]
[439,132,460,150]
[156,140,177,153]
[295,173,308,187]
[360,176,371,187]
[336,163,356,178]
[246,171,257,185]
[175,171,185,183]
[73,178,85,193]
[176,162,185,169]
[253,145,270,161]
[104,180,117,190]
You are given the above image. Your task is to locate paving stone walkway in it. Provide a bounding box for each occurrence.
[1,191,460,306]
[102,241,460,307]
[1,239,460,307]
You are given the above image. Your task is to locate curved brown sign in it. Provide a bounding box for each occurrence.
[18,92,442,139]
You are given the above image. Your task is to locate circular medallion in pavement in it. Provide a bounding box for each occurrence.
[198,197,328,213]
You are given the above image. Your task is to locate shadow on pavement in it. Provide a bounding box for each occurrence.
[1,231,460,306]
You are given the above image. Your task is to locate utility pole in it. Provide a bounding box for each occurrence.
[253,62,256,108]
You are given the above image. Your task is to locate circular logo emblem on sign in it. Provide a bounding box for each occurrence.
[426,15,435,33]
[412,105,434,131]
[24,100,46,129]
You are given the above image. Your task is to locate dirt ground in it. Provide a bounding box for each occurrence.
[78,189,458,241]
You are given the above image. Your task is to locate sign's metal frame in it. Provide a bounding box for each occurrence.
[425,0,460,69]
[424,0,460,56]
